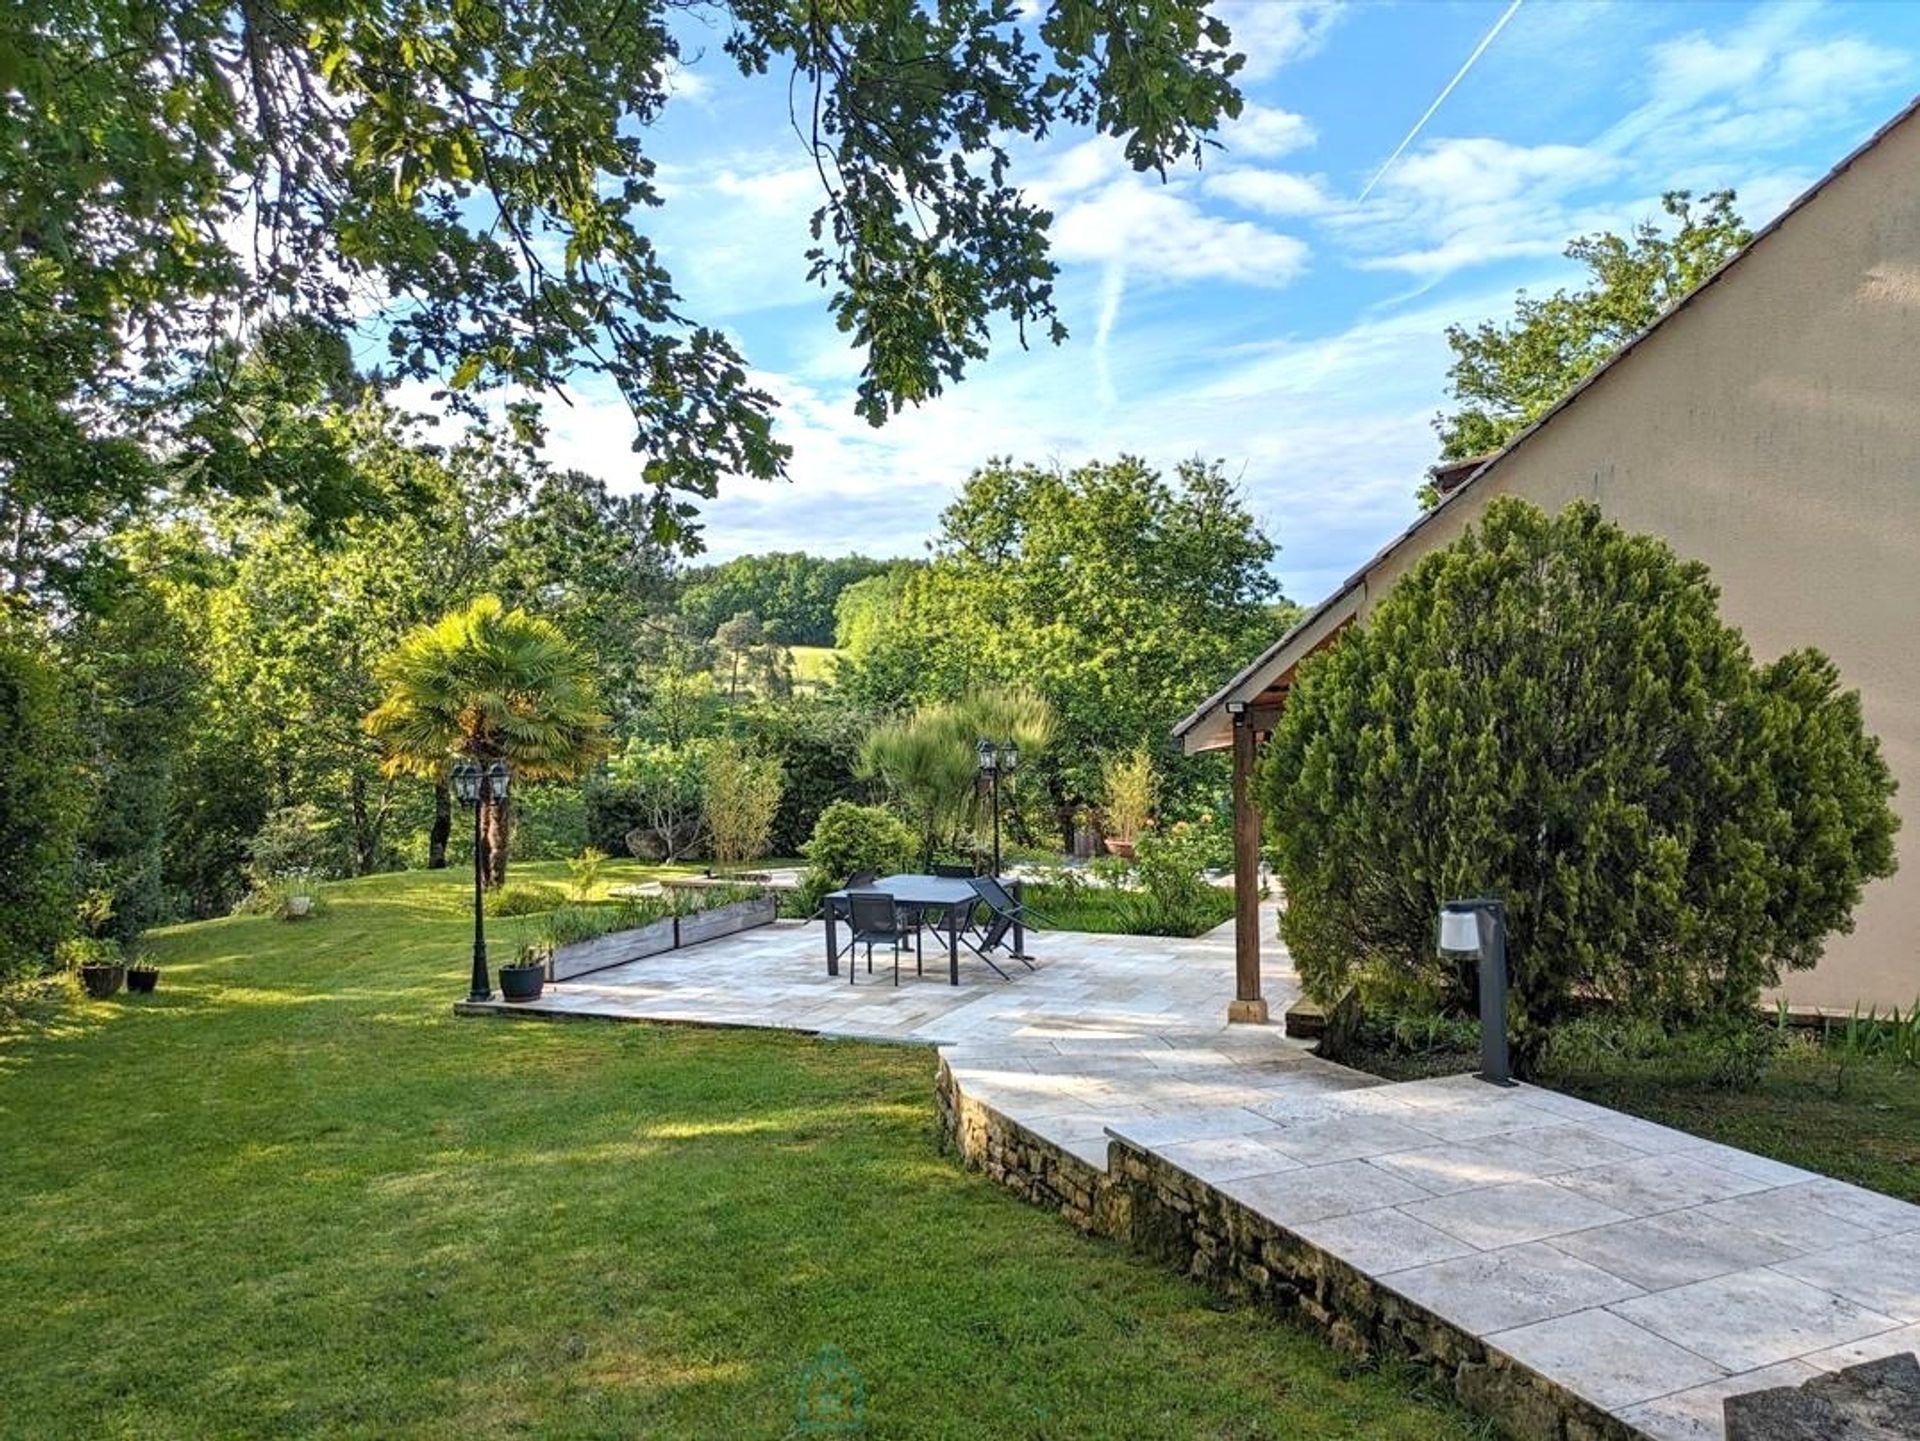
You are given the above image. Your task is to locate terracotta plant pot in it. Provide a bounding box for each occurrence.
[79,963,126,999]
[1105,839,1137,860]
[498,963,546,1003]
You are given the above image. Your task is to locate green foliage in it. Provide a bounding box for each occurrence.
[1022,855,1233,939]
[0,627,86,981]
[700,740,784,869]
[2,0,1246,568]
[1122,816,1231,935]
[798,802,917,910]
[505,784,589,862]
[246,804,348,885]
[565,848,609,902]
[858,689,1054,867]
[595,738,710,861]
[1261,498,1900,1059]
[726,700,870,857]
[537,897,674,949]
[679,553,891,646]
[234,877,330,922]
[1101,748,1160,844]
[365,595,610,887]
[485,882,569,918]
[833,565,923,651]
[1434,191,1750,466]
[842,457,1279,823]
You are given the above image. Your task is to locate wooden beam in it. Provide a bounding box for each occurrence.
[1227,711,1268,1024]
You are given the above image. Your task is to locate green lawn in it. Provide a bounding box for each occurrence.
[0,863,1480,1440]
[1542,1038,1920,1204]
[1022,881,1235,938]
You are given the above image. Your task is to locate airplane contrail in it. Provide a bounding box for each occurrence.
[1357,0,1525,203]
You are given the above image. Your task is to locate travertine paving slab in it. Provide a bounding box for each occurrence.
[1152,1131,1303,1182]
[1611,1267,1900,1371]
[1286,1206,1478,1275]
[1771,1229,1920,1323]
[1402,1177,1631,1249]
[1387,1242,1645,1335]
[1547,1206,1803,1292]
[1549,1152,1773,1217]
[1486,1308,1726,1411]
[1218,1159,1433,1225]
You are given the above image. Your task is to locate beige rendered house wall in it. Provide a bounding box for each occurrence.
[1357,112,1920,1010]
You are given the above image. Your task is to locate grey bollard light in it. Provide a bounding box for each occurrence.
[1438,898,1514,1087]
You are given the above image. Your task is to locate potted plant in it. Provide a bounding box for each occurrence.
[1101,748,1159,861]
[499,941,550,1003]
[281,870,318,919]
[65,937,127,999]
[126,952,160,994]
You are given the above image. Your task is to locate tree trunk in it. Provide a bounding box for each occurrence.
[483,793,512,888]
[349,769,375,875]
[428,780,451,869]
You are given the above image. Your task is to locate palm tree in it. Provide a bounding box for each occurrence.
[364,596,609,886]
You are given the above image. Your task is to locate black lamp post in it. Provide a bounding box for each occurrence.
[1438,897,1513,1086]
[975,738,1019,877]
[450,758,511,1002]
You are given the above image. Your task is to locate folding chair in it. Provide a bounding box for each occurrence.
[964,875,1040,972]
[846,890,919,986]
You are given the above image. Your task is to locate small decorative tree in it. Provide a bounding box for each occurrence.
[702,740,784,872]
[1101,747,1159,853]
[1261,498,1898,1061]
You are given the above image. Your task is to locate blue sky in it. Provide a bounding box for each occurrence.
[528,0,1920,603]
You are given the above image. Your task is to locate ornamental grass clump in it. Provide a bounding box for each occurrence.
[1260,498,1898,1063]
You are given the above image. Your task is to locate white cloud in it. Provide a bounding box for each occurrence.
[1212,0,1344,81]
[1220,103,1317,159]
[1052,177,1310,286]
[1208,168,1333,218]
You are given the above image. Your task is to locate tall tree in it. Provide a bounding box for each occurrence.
[364,596,609,886]
[841,456,1281,827]
[679,552,892,646]
[1434,191,1750,468]
[3,0,1247,563]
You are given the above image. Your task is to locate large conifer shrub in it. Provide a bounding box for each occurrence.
[1261,498,1898,1057]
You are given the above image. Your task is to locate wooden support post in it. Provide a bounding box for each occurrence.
[1228,709,1268,1024]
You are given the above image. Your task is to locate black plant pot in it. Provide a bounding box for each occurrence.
[126,968,159,994]
[498,964,546,1003]
[79,963,126,999]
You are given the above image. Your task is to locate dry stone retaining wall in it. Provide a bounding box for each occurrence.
[937,1059,1646,1441]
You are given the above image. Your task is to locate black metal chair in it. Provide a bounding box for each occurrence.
[815,871,880,968]
[965,876,1040,972]
[930,863,975,878]
[847,890,919,985]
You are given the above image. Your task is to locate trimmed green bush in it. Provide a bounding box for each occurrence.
[485,882,569,917]
[1261,498,1898,1058]
[797,801,916,911]
[0,629,86,982]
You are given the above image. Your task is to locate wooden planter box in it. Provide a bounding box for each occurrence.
[548,917,677,982]
[673,895,777,948]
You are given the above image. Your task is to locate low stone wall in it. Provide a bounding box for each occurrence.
[936,1060,1642,1441]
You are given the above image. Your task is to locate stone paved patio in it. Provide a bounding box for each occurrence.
[458,913,1920,1441]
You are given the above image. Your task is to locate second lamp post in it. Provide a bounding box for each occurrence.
[975,738,1019,877]
[450,758,511,1002]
